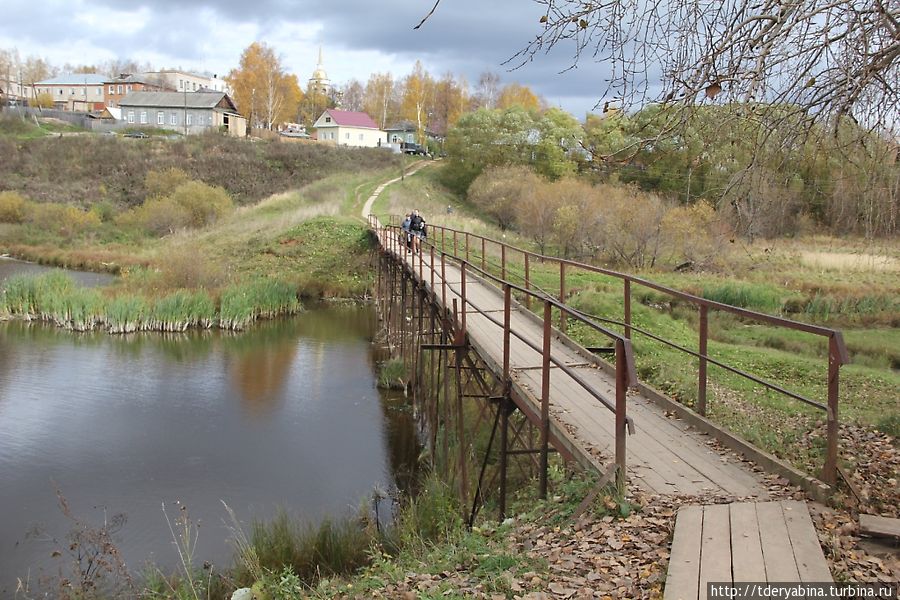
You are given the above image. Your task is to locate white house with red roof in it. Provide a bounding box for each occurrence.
[312,109,386,148]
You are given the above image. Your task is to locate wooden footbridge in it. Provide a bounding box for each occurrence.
[368,215,849,517]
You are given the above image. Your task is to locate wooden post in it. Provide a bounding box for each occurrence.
[539,299,552,499]
[698,304,708,416]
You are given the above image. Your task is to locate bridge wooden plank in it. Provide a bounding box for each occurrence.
[729,502,767,582]
[756,502,801,581]
[664,505,703,600]
[700,504,733,590]
[780,501,832,582]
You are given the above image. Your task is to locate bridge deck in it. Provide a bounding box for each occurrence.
[664,500,831,599]
[389,238,769,497]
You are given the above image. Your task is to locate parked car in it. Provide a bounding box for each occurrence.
[402,142,427,156]
[123,131,148,139]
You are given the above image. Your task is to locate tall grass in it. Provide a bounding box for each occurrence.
[701,281,783,313]
[1,272,302,333]
[219,279,301,330]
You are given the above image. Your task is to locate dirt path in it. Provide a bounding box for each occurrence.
[360,160,435,221]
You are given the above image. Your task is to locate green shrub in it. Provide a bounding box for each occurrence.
[0,190,27,223]
[144,167,191,199]
[168,181,234,227]
[243,512,372,585]
[116,197,190,236]
[27,203,101,237]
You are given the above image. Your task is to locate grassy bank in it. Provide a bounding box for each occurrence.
[0,135,404,332]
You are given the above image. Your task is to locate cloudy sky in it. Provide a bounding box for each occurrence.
[1,0,621,118]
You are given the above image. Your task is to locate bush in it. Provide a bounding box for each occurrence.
[0,190,26,223]
[168,181,234,227]
[144,167,191,199]
[27,202,101,237]
[468,166,542,230]
[116,196,190,236]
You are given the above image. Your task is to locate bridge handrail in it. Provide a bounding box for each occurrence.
[370,215,635,492]
[376,215,847,487]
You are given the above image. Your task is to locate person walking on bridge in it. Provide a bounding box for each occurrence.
[409,209,427,254]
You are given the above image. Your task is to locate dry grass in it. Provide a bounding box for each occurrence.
[799,250,899,272]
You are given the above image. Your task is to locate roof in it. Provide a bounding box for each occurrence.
[321,110,379,129]
[385,121,417,132]
[118,91,238,112]
[104,74,152,85]
[36,73,108,86]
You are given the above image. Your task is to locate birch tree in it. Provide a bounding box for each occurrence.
[227,42,302,130]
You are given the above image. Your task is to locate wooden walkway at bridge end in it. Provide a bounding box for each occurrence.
[664,500,832,600]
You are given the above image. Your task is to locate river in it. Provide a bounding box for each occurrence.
[0,266,418,594]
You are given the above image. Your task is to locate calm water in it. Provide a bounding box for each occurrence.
[0,307,418,594]
[0,256,117,287]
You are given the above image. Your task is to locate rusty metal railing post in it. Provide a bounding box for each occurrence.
[481,237,486,272]
[615,339,628,494]
[524,254,531,310]
[430,245,435,293]
[539,299,552,499]
[453,230,458,258]
[501,244,506,281]
[441,251,447,312]
[624,279,632,339]
[559,262,567,332]
[461,261,467,335]
[465,232,470,263]
[503,284,511,379]
[441,227,446,255]
[824,335,840,486]
[698,305,709,416]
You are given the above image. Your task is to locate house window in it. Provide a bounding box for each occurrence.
[117,85,122,94]
[359,134,364,141]
[70,89,75,95]
[198,115,205,126]
[109,85,114,94]
[127,111,134,123]
[186,113,192,126]
[178,80,183,89]
[97,87,102,95]
[325,116,331,123]
[126,85,132,93]
[157,111,164,125]
[140,111,147,124]
[345,132,350,140]
[170,112,177,125]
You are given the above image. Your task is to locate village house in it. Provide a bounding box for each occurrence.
[142,70,230,95]
[104,74,171,107]
[33,73,107,111]
[312,109,385,148]
[384,120,444,151]
[117,90,246,136]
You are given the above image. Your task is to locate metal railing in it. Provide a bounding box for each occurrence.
[369,215,638,494]
[381,216,850,487]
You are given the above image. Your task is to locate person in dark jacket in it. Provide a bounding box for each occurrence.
[409,209,427,254]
